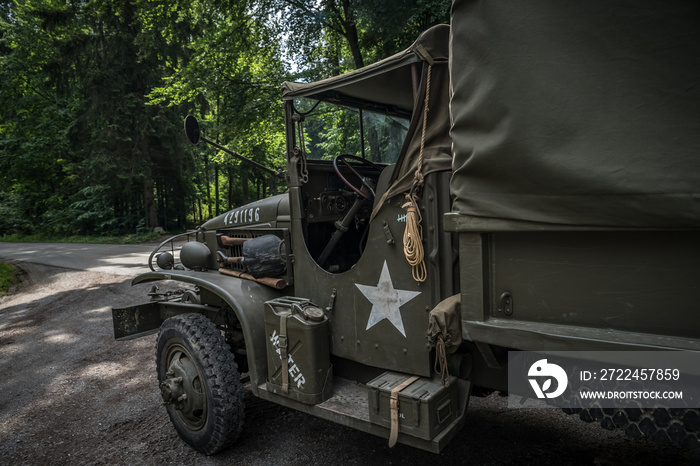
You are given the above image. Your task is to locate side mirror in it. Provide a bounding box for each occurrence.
[184,115,201,145]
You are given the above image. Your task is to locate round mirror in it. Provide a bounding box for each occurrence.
[184,115,201,145]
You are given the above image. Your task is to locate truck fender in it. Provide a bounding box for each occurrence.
[131,270,284,396]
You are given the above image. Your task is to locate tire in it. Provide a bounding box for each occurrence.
[156,313,244,455]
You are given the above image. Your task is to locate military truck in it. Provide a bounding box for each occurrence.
[113,1,700,454]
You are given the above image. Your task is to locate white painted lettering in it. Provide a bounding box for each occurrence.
[268,331,307,390]
[289,364,300,378]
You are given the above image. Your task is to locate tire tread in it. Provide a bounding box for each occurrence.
[156,313,245,455]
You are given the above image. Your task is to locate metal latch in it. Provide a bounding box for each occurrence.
[498,292,513,316]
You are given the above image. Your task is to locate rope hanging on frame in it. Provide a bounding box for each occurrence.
[402,63,432,283]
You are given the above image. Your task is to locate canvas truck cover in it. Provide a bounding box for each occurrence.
[449,1,700,228]
[281,25,450,112]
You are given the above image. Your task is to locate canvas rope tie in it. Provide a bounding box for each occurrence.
[402,63,432,283]
[414,63,432,188]
[434,335,450,387]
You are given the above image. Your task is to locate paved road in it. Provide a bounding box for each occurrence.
[0,242,158,276]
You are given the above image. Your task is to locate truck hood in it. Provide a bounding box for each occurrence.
[202,193,290,231]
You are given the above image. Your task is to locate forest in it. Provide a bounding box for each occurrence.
[0,0,449,238]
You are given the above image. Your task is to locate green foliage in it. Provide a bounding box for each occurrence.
[0,0,198,236]
[261,0,450,78]
[0,192,32,234]
[0,262,19,296]
[0,0,449,237]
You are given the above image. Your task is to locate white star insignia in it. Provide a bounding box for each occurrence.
[356,261,421,337]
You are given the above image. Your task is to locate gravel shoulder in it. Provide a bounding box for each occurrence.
[0,262,697,465]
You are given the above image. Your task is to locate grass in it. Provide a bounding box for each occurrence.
[0,262,18,296]
[0,231,168,245]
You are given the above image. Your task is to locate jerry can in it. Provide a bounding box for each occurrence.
[264,297,333,404]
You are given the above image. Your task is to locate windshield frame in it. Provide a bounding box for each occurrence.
[291,97,410,165]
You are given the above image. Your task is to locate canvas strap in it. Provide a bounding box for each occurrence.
[434,335,450,387]
[388,375,420,447]
[279,312,291,393]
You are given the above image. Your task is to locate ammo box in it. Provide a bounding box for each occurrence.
[367,371,458,440]
[264,297,333,404]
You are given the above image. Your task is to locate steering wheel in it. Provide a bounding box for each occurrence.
[333,154,383,200]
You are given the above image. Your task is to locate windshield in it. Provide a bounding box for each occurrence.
[294,99,409,165]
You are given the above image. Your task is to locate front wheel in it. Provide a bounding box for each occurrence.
[156,313,244,455]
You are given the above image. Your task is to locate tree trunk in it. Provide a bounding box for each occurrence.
[144,176,158,229]
[341,0,364,69]
[228,166,234,209]
[369,127,380,163]
[242,173,249,204]
[345,24,364,69]
[215,164,220,216]
[204,153,212,219]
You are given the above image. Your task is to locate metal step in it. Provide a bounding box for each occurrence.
[257,375,471,453]
[316,377,371,421]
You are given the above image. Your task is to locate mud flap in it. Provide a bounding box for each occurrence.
[112,302,162,340]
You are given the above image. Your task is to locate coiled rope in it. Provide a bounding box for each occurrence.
[402,64,432,283]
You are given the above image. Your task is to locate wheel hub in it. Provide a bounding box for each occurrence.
[160,375,186,407]
[161,347,206,429]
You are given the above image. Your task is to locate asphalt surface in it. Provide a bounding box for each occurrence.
[1,243,698,465]
[0,242,156,276]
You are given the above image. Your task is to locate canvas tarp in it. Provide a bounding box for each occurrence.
[449,0,700,228]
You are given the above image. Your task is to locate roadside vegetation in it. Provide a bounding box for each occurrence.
[0,262,18,296]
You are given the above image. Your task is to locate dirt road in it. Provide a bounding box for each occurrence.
[0,261,696,465]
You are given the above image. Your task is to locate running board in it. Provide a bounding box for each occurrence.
[256,376,471,453]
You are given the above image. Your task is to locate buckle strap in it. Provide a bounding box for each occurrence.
[388,375,419,447]
[279,311,291,393]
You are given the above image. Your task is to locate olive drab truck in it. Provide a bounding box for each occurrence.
[112,1,700,454]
